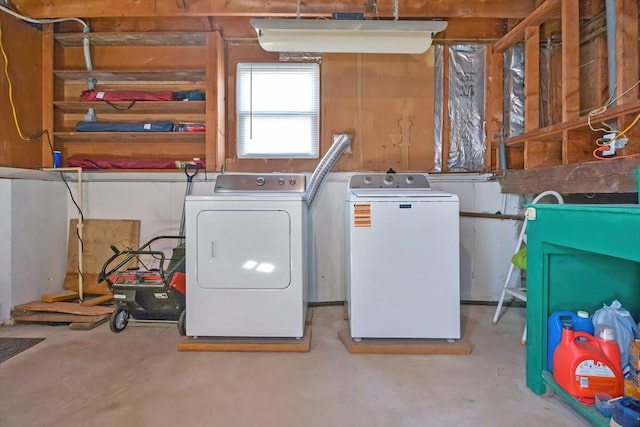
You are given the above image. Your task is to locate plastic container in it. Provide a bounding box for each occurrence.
[553,324,624,400]
[53,150,61,168]
[547,310,595,372]
[611,396,640,427]
[595,392,614,418]
[595,324,622,373]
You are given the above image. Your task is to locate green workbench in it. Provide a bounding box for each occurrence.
[525,204,640,425]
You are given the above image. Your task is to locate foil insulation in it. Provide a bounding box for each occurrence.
[447,44,486,172]
[433,45,444,172]
[505,45,525,137]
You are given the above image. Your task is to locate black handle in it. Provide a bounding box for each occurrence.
[185,163,199,182]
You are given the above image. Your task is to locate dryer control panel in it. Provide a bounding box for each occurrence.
[215,174,306,193]
[349,173,430,190]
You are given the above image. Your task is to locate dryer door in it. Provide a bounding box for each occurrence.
[195,209,291,289]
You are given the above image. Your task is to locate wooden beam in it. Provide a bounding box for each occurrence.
[441,47,450,172]
[11,0,538,19]
[500,157,640,194]
[524,26,540,132]
[615,0,639,105]
[493,0,560,53]
[485,45,504,171]
[41,24,54,168]
[561,0,580,121]
[205,32,222,172]
[216,32,227,172]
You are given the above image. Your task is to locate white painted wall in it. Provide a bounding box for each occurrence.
[0,169,522,324]
[71,171,522,303]
[0,170,68,323]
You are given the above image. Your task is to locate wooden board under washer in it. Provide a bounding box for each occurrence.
[178,324,311,353]
[337,328,473,355]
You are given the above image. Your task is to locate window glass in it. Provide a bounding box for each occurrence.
[237,63,320,158]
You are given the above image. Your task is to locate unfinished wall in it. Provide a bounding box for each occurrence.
[224,42,436,173]
[0,14,43,169]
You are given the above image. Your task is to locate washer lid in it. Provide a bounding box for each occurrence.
[348,188,456,200]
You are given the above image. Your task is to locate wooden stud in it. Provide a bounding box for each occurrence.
[42,24,54,168]
[485,45,504,171]
[561,0,580,121]
[205,32,221,172]
[615,0,639,105]
[441,47,450,172]
[524,26,540,134]
[493,0,561,53]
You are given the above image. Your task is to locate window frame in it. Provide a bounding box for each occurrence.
[235,62,320,159]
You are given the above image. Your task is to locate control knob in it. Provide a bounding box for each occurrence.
[255,176,265,186]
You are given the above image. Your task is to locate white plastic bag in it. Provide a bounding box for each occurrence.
[592,300,640,374]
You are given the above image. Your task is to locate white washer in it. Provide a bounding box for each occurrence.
[185,174,308,338]
[346,173,460,339]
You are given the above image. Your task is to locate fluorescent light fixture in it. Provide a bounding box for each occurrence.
[251,18,447,54]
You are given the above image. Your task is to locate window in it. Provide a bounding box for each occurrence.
[236,63,320,158]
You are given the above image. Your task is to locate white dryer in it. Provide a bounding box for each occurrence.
[346,173,460,340]
[185,174,308,338]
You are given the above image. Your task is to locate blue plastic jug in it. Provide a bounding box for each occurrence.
[547,310,594,372]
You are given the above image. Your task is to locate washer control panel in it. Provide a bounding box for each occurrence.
[215,174,306,193]
[349,173,430,190]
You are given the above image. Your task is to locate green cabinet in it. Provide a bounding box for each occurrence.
[525,204,640,424]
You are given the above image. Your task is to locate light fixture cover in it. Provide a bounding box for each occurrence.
[250,18,448,54]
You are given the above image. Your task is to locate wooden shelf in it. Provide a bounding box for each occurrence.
[54,32,207,47]
[54,101,205,114]
[54,132,205,144]
[53,70,206,83]
[502,98,640,148]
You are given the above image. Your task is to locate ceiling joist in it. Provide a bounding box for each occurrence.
[10,0,538,19]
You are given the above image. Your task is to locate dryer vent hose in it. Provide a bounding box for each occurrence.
[303,133,351,205]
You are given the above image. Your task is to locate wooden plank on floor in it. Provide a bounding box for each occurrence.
[13,301,114,316]
[69,315,110,330]
[337,328,473,355]
[12,311,110,324]
[305,307,313,325]
[41,291,79,303]
[178,324,312,353]
[78,295,113,307]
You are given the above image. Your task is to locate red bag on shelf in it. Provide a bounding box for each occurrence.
[79,90,174,102]
[66,156,205,170]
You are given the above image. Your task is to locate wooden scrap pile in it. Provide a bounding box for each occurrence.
[11,219,140,330]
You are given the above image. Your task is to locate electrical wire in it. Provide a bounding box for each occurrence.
[0,22,30,141]
[588,79,640,133]
[592,110,640,160]
[0,4,88,28]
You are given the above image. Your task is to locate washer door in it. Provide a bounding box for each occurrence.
[195,209,291,289]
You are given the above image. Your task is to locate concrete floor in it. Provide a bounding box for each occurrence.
[0,304,589,427]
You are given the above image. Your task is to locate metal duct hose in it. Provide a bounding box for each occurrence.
[303,133,351,205]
